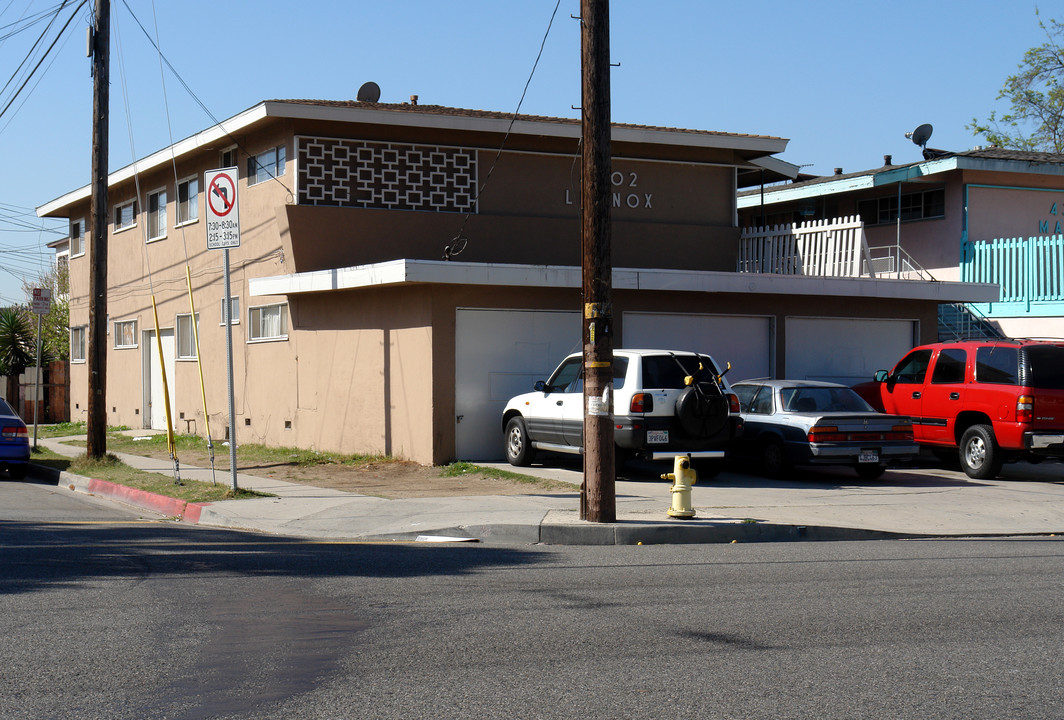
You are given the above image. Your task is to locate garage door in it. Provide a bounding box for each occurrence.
[785,317,917,385]
[455,309,580,461]
[622,312,773,382]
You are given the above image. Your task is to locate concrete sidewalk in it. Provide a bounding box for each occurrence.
[36,435,1064,544]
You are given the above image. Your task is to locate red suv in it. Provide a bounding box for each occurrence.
[855,339,1064,478]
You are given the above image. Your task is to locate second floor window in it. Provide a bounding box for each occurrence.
[248,145,286,186]
[857,188,945,226]
[177,177,198,225]
[114,199,137,231]
[147,189,167,241]
[70,218,85,257]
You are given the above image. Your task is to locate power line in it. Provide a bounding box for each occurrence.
[0,0,87,125]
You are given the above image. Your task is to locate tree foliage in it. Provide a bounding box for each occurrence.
[0,307,35,380]
[19,261,69,363]
[969,11,1064,152]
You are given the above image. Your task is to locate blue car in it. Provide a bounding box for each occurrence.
[0,398,30,479]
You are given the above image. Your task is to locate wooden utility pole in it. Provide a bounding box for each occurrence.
[87,0,109,459]
[579,0,615,523]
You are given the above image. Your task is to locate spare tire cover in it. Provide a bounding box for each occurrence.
[675,381,729,438]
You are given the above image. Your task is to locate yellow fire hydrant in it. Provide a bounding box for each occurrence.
[662,454,697,519]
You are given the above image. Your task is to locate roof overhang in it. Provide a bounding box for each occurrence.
[739,153,1064,209]
[249,258,999,304]
[39,100,787,218]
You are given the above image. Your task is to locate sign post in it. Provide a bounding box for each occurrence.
[30,287,50,448]
[205,168,241,491]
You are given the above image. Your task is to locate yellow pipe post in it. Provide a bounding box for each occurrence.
[150,296,179,482]
[186,267,217,482]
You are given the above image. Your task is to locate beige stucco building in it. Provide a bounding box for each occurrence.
[39,100,993,465]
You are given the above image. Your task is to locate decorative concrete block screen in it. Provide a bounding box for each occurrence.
[297,136,478,213]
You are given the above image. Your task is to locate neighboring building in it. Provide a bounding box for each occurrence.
[738,148,1064,339]
[38,100,992,464]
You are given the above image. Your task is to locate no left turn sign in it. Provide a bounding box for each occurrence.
[205,167,241,249]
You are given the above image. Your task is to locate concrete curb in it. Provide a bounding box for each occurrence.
[28,461,1062,546]
[34,463,210,522]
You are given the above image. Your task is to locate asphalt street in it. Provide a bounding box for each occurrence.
[3,484,1063,720]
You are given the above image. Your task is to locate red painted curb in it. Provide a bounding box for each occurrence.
[182,503,209,523]
[84,478,209,522]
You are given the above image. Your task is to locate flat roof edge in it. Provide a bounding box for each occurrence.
[249,259,998,304]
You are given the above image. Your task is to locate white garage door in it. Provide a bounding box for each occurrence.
[455,308,580,461]
[785,317,917,385]
[622,312,773,382]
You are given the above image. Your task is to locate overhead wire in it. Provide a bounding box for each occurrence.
[113,0,181,483]
[444,0,562,260]
[118,0,293,200]
[0,0,85,126]
[149,0,216,482]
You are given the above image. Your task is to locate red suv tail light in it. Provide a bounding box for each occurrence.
[1017,394,1034,423]
[726,392,740,414]
[630,393,653,413]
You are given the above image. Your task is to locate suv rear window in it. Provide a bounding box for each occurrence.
[1024,345,1064,389]
[641,355,716,389]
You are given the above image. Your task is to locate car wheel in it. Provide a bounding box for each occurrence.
[959,424,1003,479]
[760,438,790,479]
[504,416,535,467]
[8,465,26,480]
[854,463,886,480]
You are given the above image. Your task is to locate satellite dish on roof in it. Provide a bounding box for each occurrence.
[905,123,933,149]
[357,81,381,103]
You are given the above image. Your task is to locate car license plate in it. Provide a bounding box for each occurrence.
[647,430,669,444]
[859,449,879,464]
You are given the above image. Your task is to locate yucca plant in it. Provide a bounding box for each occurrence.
[0,307,35,407]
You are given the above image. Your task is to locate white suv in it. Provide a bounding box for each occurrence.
[501,349,742,467]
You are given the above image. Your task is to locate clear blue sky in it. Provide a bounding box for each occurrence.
[0,0,1049,304]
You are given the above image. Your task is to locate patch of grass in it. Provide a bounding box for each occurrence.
[31,445,270,503]
[32,421,131,439]
[97,432,389,468]
[440,461,578,491]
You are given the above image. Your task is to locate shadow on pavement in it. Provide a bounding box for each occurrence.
[0,520,550,597]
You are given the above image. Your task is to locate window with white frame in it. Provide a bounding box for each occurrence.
[221,296,240,325]
[248,145,286,186]
[114,199,137,231]
[176,313,199,359]
[113,319,137,349]
[70,326,86,362]
[147,188,167,241]
[177,177,198,225]
[70,218,85,257]
[248,302,288,341]
[220,146,238,169]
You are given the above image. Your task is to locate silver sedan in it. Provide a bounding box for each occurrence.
[731,380,918,479]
